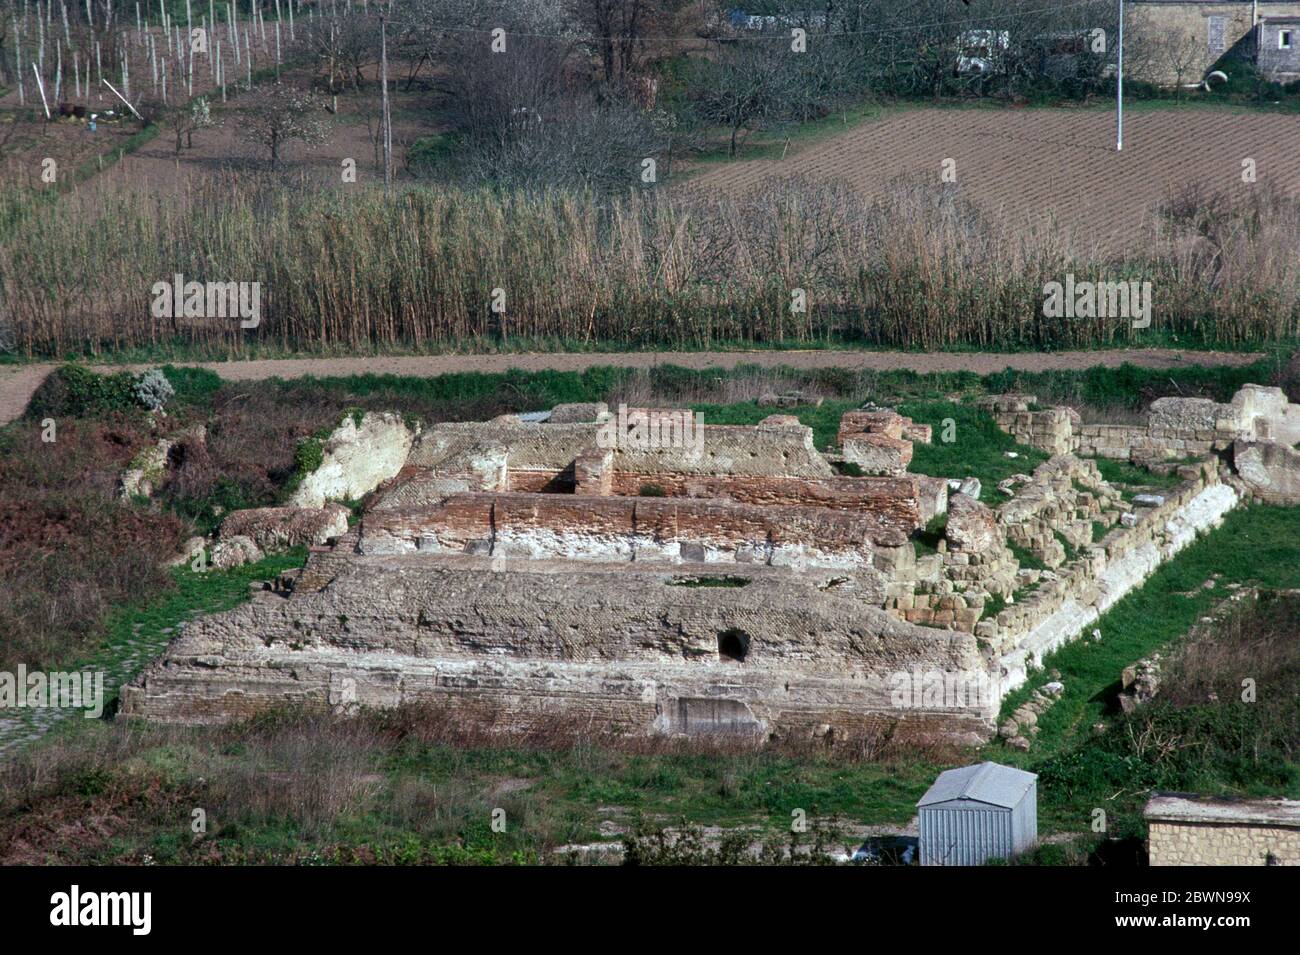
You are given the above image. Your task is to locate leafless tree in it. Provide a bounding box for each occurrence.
[691,40,794,157]
[238,85,329,170]
[441,33,664,191]
[569,0,668,86]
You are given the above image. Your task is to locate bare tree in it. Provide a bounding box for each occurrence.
[441,33,665,191]
[238,86,329,170]
[691,41,793,157]
[569,0,665,86]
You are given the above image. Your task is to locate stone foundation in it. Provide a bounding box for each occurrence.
[1146,795,1300,866]
[124,391,1277,745]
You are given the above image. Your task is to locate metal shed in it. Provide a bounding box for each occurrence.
[917,762,1037,866]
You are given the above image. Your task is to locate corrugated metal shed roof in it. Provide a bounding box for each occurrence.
[917,762,1037,810]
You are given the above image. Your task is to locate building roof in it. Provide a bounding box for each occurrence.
[1131,1,1296,5]
[917,762,1037,810]
[1144,793,1300,828]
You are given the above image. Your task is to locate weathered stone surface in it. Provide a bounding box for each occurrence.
[984,384,1300,464]
[946,493,998,553]
[839,409,907,442]
[220,504,350,551]
[1146,795,1300,866]
[916,476,949,522]
[902,421,932,444]
[759,414,802,427]
[1234,440,1300,504]
[121,554,990,742]
[407,419,834,484]
[549,402,609,423]
[572,446,615,496]
[290,412,417,508]
[210,535,263,570]
[119,438,174,500]
[359,492,906,567]
[1119,653,1161,714]
[843,433,913,476]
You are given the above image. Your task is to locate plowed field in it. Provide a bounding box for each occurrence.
[688,106,1300,248]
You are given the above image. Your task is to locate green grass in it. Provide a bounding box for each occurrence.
[688,396,1046,493]
[899,401,1049,498]
[1088,456,1186,490]
[990,504,1300,832]
[12,550,307,749]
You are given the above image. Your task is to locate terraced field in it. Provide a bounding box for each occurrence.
[689,106,1300,249]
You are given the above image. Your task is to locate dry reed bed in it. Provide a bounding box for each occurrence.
[2,175,1298,355]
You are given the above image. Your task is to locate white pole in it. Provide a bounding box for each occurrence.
[1117,0,1124,152]
[381,13,390,193]
[33,62,51,117]
[103,76,142,117]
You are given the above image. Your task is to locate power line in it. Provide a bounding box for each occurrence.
[356,0,1106,45]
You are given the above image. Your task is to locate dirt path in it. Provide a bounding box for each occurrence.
[0,348,1266,424]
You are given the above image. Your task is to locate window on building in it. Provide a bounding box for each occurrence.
[1208,15,1227,53]
[1282,30,1294,50]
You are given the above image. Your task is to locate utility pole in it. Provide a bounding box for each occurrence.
[380,12,392,193]
[1117,0,1124,152]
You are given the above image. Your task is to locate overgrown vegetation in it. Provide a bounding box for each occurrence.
[4,176,1298,358]
[4,359,1298,864]
[996,506,1300,842]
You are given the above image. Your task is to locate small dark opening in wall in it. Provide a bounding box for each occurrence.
[717,629,750,663]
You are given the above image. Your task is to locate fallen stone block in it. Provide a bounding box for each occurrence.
[220,504,350,551]
[843,433,913,476]
[211,535,263,570]
[290,412,417,509]
[946,493,999,554]
[1233,440,1300,504]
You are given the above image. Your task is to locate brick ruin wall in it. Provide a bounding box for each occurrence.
[123,394,1280,743]
[358,491,917,570]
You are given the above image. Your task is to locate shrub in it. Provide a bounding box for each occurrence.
[27,365,138,419]
[133,368,175,411]
[293,438,325,478]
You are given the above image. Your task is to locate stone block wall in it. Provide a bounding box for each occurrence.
[120,555,993,743]
[975,395,1076,455]
[985,385,1300,473]
[1259,18,1300,80]
[1148,820,1300,865]
[1146,795,1300,865]
[987,461,1237,693]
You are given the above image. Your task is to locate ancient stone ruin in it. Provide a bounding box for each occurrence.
[121,386,1300,745]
